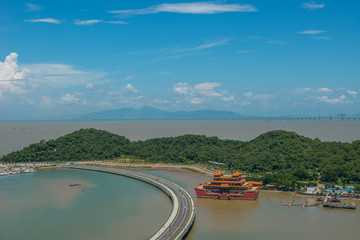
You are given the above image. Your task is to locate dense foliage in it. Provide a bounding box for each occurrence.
[2,128,360,184]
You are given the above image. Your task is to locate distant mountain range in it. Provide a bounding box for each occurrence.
[65,106,243,120]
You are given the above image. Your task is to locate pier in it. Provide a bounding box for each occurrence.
[62,165,195,240]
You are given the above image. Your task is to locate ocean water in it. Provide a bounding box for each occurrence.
[1,120,360,156]
[0,168,171,240]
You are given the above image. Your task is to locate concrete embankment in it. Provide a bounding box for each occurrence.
[63,165,195,240]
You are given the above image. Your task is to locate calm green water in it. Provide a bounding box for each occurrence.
[0,169,171,240]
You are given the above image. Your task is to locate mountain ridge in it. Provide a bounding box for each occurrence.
[65,106,243,120]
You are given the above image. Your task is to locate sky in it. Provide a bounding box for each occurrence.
[0,0,359,120]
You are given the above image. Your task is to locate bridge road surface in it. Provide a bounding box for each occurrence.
[63,165,195,240]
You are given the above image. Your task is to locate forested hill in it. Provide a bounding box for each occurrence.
[2,128,360,183]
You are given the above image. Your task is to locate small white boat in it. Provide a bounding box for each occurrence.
[22,168,36,173]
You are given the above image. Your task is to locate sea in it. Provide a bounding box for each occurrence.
[1,120,360,240]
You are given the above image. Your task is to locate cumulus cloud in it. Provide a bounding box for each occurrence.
[173,81,234,105]
[317,95,348,104]
[317,87,333,93]
[153,98,169,104]
[173,82,194,95]
[86,83,94,89]
[124,83,138,93]
[0,53,30,97]
[25,18,61,24]
[297,30,326,35]
[107,84,141,101]
[173,82,224,97]
[223,95,235,101]
[194,82,221,96]
[243,92,274,101]
[301,2,325,10]
[110,2,257,16]
[347,89,357,96]
[0,53,29,81]
[61,93,80,104]
[292,87,312,95]
[190,97,202,104]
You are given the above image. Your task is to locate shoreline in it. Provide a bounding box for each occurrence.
[76,161,215,176]
[2,161,359,202]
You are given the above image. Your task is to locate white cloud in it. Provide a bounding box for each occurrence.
[297,30,326,35]
[86,83,94,89]
[194,82,221,96]
[301,2,325,10]
[27,63,86,76]
[74,20,127,25]
[347,89,357,96]
[0,53,30,97]
[124,83,138,93]
[317,95,347,104]
[153,98,170,104]
[105,21,127,24]
[0,53,29,81]
[317,87,333,93]
[25,18,61,24]
[24,63,103,88]
[190,97,202,104]
[240,100,251,106]
[25,3,43,11]
[223,95,235,101]
[243,92,253,98]
[173,82,223,97]
[110,2,257,16]
[243,91,274,101]
[124,75,135,81]
[292,87,312,95]
[74,20,103,25]
[61,93,80,104]
[118,38,230,59]
[190,38,230,51]
[312,36,330,40]
[173,82,194,95]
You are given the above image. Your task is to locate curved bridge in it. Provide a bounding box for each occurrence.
[62,165,195,240]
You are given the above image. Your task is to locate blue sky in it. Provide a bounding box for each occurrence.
[0,0,359,119]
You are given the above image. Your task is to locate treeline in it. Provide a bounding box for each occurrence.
[1,128,360,184]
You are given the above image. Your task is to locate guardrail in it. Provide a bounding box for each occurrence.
[62,165,195,240]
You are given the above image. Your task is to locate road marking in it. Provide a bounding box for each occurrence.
[166,190,188,240]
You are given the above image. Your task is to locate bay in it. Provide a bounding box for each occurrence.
[0,168,171,240]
